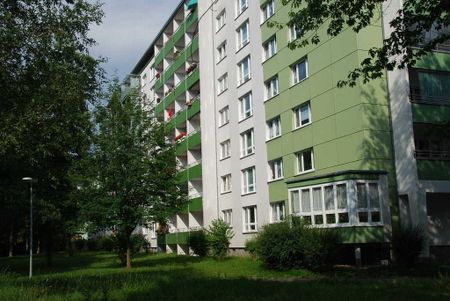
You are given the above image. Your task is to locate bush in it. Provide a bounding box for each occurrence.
[245,238,259,258]
[188,230,208,257]
[86,238,100,251]
[254,219,342,270]
[99,236,116,252]
[206,219,234,259]
[392,224,425,266]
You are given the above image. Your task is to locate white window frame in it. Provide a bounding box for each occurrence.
[220,139,231,159]
[266,116,281,140]
[289,180,383,228]
[271,201,285,223]
[296,148,314,174]
[222,209,233,226]
[265,76,279,100]
[240,129,254,157]
[356,181,383,225]
[239,92,253,120]
[294,102,311,129]
[243,205,257,232]
[263,36,277,60]
[261,0,275,23]
[217,41,227,62]
[236,0,249,16]
[242,166,256,195]
[236,20,250,50]
[217,73,228,94]
[268,158,283,181]
[219,106,229,126]
[221,174,232,193]
[216,9,226,32]
[237,56,251,85]
[292,58,308,85]
[290,25,303,41]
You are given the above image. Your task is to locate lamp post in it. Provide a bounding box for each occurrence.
[22,177,34,278]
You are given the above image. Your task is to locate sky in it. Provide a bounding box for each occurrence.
[89,0,180,81]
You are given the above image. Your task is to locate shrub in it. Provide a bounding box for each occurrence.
[206,219,234,259]
[188,230,208,257]
[86,238,100,251]
[245,238,259,258]
[392,224,425,266]
[99,236,116,252]
[254,219,342,270]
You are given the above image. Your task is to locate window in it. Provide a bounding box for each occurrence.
[266,116,281,140]
[263,36,277,60]
[216,10,226,31]
[409,69,450,104]
[237,0,248,16]
[356,182,382,223]
[243,206,257,232]
[242,167,256,194]
[292,58,308,84]
[237,56,251,85]
[265,76,279,99]
[240,129,254,157]
[268,158,283,181]
[290,25,303,41]
[290,183,350,226]
[237,20,250,50]
[221,174,232,193]
[261,0,275,22]
[271,201,285,223]
[239,92,253,120]
[217,42,227,62]
[217,73,228,94]
[220,140,231,159]
[223,209,233,226]
[294,102,311,128]
[219,106,229,126]
[297,148,314,174]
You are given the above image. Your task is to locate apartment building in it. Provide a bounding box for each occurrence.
[128,0,450,259]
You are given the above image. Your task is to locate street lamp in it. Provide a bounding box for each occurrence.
[22,177,34,278]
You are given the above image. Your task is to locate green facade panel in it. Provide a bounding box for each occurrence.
[339,226,385,244]
[181,197,203,213]
[177,162,202,183]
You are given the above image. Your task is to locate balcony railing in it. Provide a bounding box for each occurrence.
[168,226,204,234]
[410,88,450,105]
[415,150,450,160]
[188,192,203,199]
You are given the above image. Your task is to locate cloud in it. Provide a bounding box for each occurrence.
[89,0,181,79]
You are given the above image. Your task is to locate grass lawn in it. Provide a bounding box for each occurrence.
[0,252,449,301]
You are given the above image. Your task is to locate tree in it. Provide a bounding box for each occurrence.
[274,0,450,86]
[78,83,184,268]
[0,0,104,262]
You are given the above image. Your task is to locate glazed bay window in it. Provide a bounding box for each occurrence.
[267,116,281,140]
[239,92,253,120]
[216,10,226,32]
[268,158,283,181]
[221,174,232,193]
[237,0,248,15]
[261,0,275,22]
[292,58,308,84]
[265,76,279,99]
[356,182,382,223]
[223,209,233,226]
[217,42,226,62]
[290,180,383,227]
[271,201,285,223]
[237,56,251,84]
[240,129,254,157]
[243,205,257,232]
[242,166,256,194]
[263,36,277,60]
[297,148,314,174]
[294,102,311,128]
[220,139,231,159]
[217,73,228,94]
[237,20,250,50]
[219,106,229,126]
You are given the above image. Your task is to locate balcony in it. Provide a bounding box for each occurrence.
[177,160,202,183]
[175,130,201,156]
[167,96,200,129]
[164,226,204,245]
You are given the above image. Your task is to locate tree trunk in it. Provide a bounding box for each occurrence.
[8,224,14,258]
[126,239,132,269]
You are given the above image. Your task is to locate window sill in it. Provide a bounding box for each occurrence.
[262,53,276,64]
[220,191,232,195]
[266,135,281,143]
[236,40,249,54]
[268,177,284,183]
[240,152,255,160]
[264,93,279,102]
[236,77,251,88]
[292,122,311,132]
[217,88,228,96]
[235,6,248,20]
[216,55,227,65]
[290,76,309,88]
[216,24,225,34]
[243,230,258,234]
[241,191,256,197]
[238,114,253,124]
[260,14,275,26]
[219,156,231,162]
[296,169,315,176]
[218,121,229,128]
